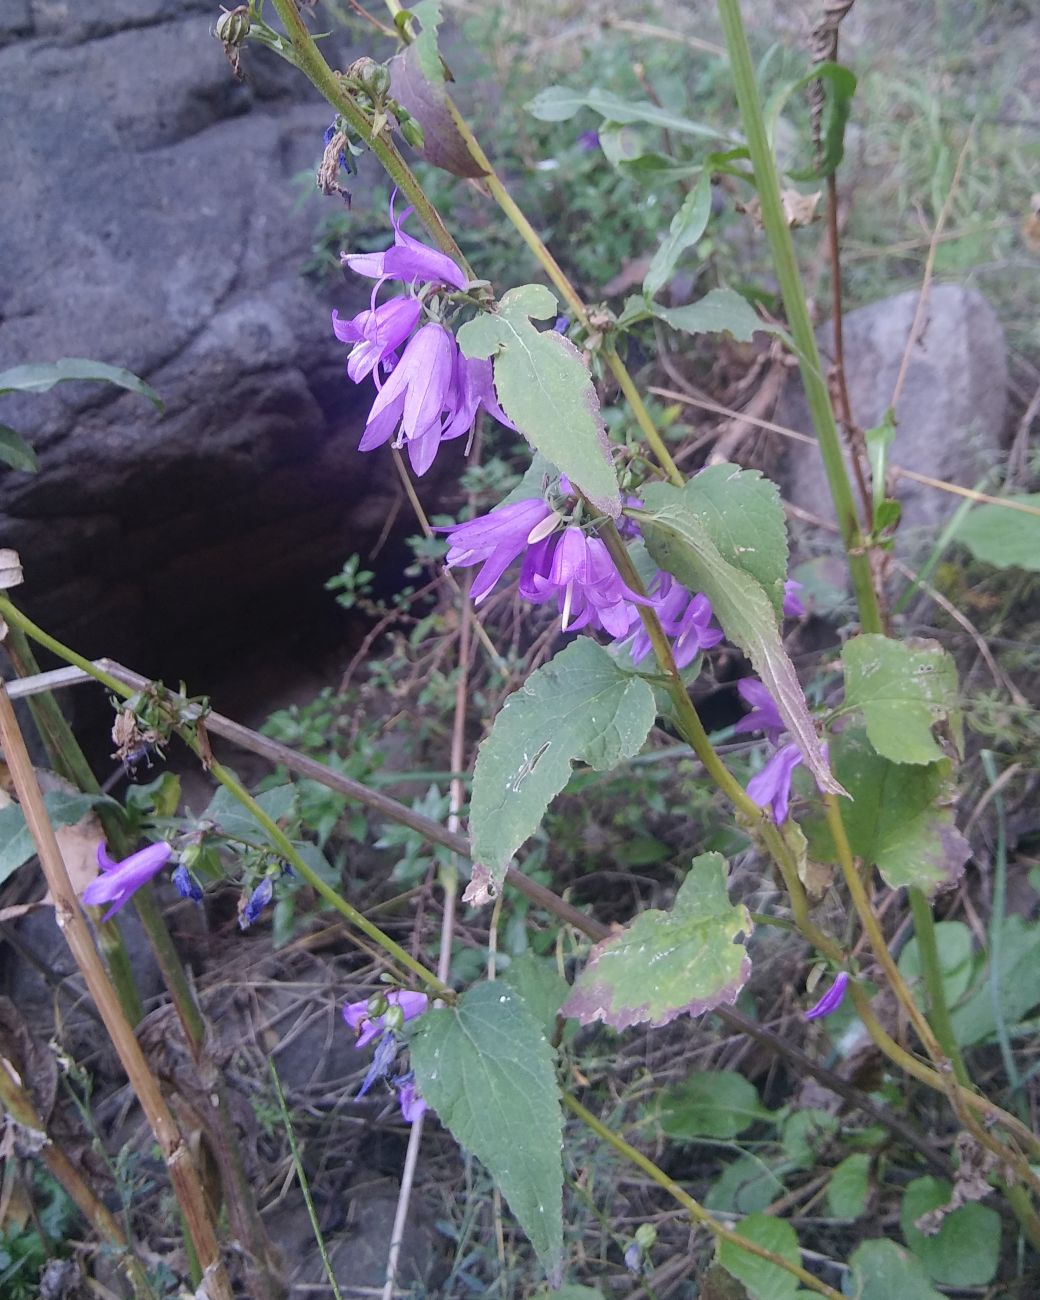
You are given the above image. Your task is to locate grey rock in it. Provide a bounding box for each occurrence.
[0,2,455,680]
[780,285,1008,545]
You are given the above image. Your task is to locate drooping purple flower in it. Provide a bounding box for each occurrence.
[394,1074,427,1123]
[783,579,806,619]
[359,322,458,474]
[343,990,430,1049]
[440,353,515,442]
[624,1242,643,1274]
[746,742,804,824]
[577,130,601,151]
[240,876,274,930]
[733,678,786,747]
[172,863,203,903]
[357,1030,399,1098]
[624,574,723,669]
[443,496,556,603]
[804,971,850,1021]
[342,193,467,291]
[333,295,422,384]
[82,842,172,921]
[528,526,652,636]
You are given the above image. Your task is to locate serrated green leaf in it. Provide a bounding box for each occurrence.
[950,915,1040,1045]
[848,1240,944,1300]
[458,285,619,516]
[899,1176,1000,1286]
[683,464,788,616]
[956,494,1040,571]
[469,639,655,888]
[409,0,442,83]
[525,85,735,144]
[827,1153,871,1219]
[842,635,961,766]
[0,424,39,472]
[659,1068,768,1140]
[653,288,791,350]
[501,952,569,1039]
[200,782,297,847]
[410,981,563,1281]
[0,358,163,410]
[718,1213,801,1300]
[804,729,969,897]
[644,171,712,299]
[899,921,975,1006]
[637,483,839,797]
[562,854,751,1029]
[0,792,101,886]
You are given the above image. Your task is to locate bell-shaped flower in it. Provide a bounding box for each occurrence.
[746,741,804,824]
[783,579,806,619]
[440,354,515,442]
[173,864,203,903]
[333,295,422,384]
[394,1074,427,1123]
[624,574,723,669]
[342,193,467,291]
[342,989,429,1050]
[239,877,274,930]
[733,677,787,747]
[357,1031,399,1098]
[359,322,457,474]
[534,527,652,636]
[443,495,556,603]
[804,971,850,1021]
[82,842,172,921]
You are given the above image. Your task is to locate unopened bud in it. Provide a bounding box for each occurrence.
[635,1224,657,1251]
[360,63,391,99]
[366,991,389,1020]
[383,1004,405,1033]
[215,5,250,46]
[399,116,425,150]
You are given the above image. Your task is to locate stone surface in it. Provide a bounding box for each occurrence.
[780,285,1008,545]
[0,2,454,685]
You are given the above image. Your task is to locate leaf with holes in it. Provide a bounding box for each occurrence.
[804,729,969,897]
[637,483,839,796]
[562,854,751,1029]
[469,638,655,890]
[843,635,961,765]
[410,981,563,1283]
[457,285,619,516]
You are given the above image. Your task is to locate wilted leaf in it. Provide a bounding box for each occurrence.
[469,638,655,889]
[458,285,620,516]
[643,171,712,299]
[900,1177,1000,1286]
[562,854,752,1029]
[956,494,1040,572]
[638,483,839,796]
[410,982,563,1282]
[718,1212,801,1300]
[804,729,969,897]
[848,1240,944,1300]
[659,1069,768,1140]
[842,635,961,766]
[0,358,162,410]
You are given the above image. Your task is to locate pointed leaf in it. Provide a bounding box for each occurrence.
[683,464,788,617]
[653,288,791,349]
[956,494,1040,571]
[525,85,736,144]
[643,171,712,299]
[0,424,39,472]
[410,981,563,1281]
[842,635,961,766]
[804,729,969,897]
[562,853,752,1029]
[0,358,163,410]
[848,1240,945,1300]
[458,286,620,516]
[469,638,656,888]
[637,483,840,796]
[717,1212,801,1300]
[501,952,569,1040]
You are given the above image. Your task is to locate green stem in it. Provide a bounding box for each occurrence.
[564,1094,844,1298]
[0,597,446,999]
[716,0,882,634]
[907,886,970,1087]
[268,0,471,276]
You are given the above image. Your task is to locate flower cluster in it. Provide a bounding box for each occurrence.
[342,990,429,1123]
[334,195,512,475]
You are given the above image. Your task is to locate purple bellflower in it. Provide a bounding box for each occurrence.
[394,1073,427,1123]
[240,876,274,930]
[342,193,467,291]
[443,495,556,603]
[733,677,787,747]
[523,526,652,636]
[333,295,421,384]
[804,971,850,1021]
[577,130,601,151]
[358,321,458,475]
[343,990,429,1049]
[172,864,203,903]
[82,842,172,921]
[783,579,807,619]
[624,575,723,669]
[357,1030,399,1098]
[746,743,804,825]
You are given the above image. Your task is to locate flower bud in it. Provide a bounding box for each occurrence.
[383,1003,405,1033]
[366,991,389,1020]
[360,63,392,100]
[398,116,425,151]
[215,5,250,46]
[635,1224,657,1251]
